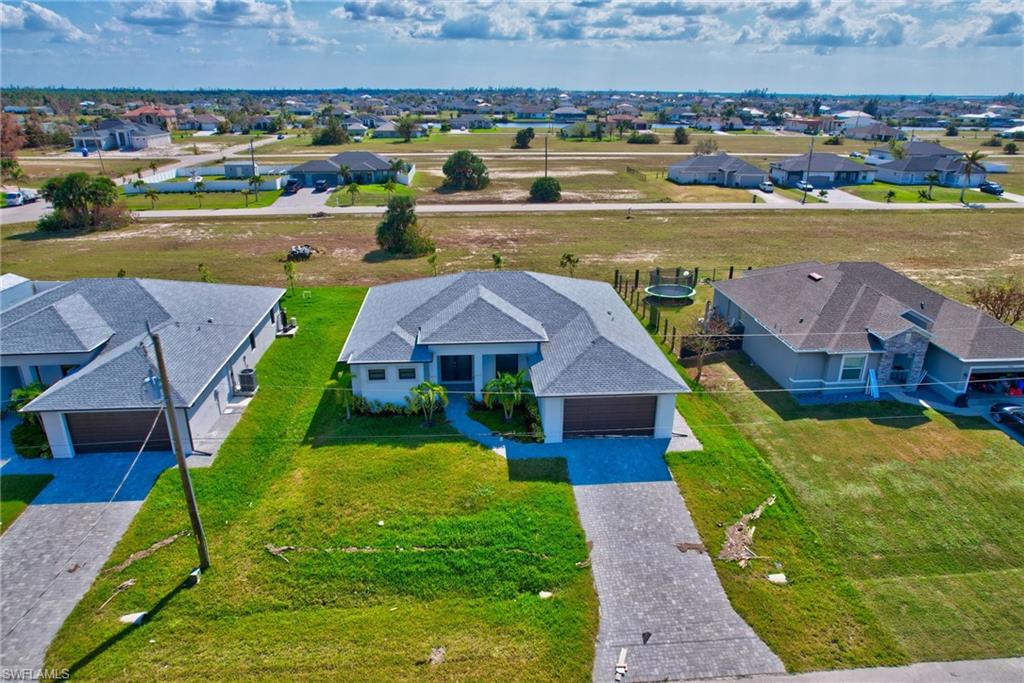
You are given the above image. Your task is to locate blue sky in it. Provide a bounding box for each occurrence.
[1,0,1021,94]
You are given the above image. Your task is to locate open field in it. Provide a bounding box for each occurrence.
[13,158,177,187]
[45,288,597,680]
[171,132,269,149]
[122,189,282,211]
[847,181,1005,204]
[687,357,1024,663]
[5,210,1021,299]
[0,474,53,534]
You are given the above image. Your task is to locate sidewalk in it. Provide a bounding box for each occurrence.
[740,656,1024,683]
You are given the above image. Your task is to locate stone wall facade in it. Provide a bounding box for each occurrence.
[877,330,930,388]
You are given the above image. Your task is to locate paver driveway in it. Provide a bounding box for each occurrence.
[447,398,784,682]
[0,446,173,676]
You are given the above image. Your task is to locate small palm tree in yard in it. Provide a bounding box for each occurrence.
[248,174,263,201]
[408,381,448,426]
[492,253,503,270]
[346,182,360,205]
[193,180,206,208]
[925,172,940,200]
[959,150,986,204]
[149,160,158,175]
[559,252,580,277]
[11,166,25,191]
[132,179,146,191]
[241,189,251,207]
[389,157,407,178]
[383,179,397,200]
[885,189,896,203]
[145,187,159,209]
[483,371,530,423]
[338,164,353,184]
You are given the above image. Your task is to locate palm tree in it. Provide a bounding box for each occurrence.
[132,178,146,191]
[149,160,158,175]
[483,371,530,422]
[492,253,503,270]
[193,180,206,208]
[559,252,580,277]
[885,189,896,203]
[346,182,360,205]
[145,187,159,209]
[383,179,397,200]
[241,189,251,207]
[388,157,407,180]
[10,166,25,192]
[407,381,448,426]
[248,174,263,201]
[338,164,352,184]
[958,150,986,204]
[924,172,940,200]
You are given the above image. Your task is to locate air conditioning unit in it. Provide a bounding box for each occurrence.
[238,368,258,395]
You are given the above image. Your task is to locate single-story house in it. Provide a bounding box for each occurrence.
[449,115,493,130]
[251,115,276,131]
[123,104,177,129]
[867,140,960,164]
[339,271,688,443]
[712,261,1024,402]
[371,120,428,138]
[179,113,224,131]
[874,155,988,188]
[0,277,285,458]
[72,119,172,151]
[844,122,903,141]
[288,151,410,187]
[513,104,550,120]
[551,106,586,122]
[769,153,875,187]
[667,153,767,188]
[783,116,840,134]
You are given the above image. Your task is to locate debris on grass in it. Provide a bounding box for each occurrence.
[538,591,553,599]
[428,647,446,666]
[107,531,188,574]
[119,611,147,625]
[675,542,707,554]
[767,573,788,585]
[718,494,776,567]
[98,579,137,611]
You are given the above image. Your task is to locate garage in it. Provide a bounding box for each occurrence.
[563,395,657,438]
[66,410,171,454]
[967,367,1024,400]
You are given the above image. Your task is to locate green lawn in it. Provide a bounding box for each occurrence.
[679,356,1024,665]
[775,187,826,203]
[846,181,1005,204]
[45,288,597,680]
[0,474,53,534]
[122,189,282,211]
[326,183,413,207]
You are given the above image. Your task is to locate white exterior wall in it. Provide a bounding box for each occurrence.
[40,412,74,459]
[654,394,675,438]
[352,363,429,404]
[539,397,564,444]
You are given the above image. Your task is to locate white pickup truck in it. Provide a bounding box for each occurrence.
[3,189,40,207]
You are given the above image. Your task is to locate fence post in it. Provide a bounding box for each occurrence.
[614,269,620,288]
[634,269,640,288]
[675,266,681,280]
[663,318,669,342]
[728,265,734,280]
[654,267,661,286]
[641,300,647,320]
[712,267,717,282]
[671,326,677,354]
[693,267,699,285]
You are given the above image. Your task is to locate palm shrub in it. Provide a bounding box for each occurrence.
[7,382,50,458]
[483,371,531,422]
[407,381,448,426]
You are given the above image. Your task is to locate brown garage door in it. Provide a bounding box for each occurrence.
[563,395,657,438]
[66,411,171,454]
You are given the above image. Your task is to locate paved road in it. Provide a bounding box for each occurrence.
[447,398,784,682]
[0,440,173,676]
[742,657,1024,683]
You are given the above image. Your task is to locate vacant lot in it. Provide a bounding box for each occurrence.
[689,358,1024,662]
[13,159,177,187]
[45,288,597,680]
[4,210,1021,299]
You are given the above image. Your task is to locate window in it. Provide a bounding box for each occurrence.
[398,367,416,381]
[495,354,519,375]
[840,355,867,381]
[367,368,386,381]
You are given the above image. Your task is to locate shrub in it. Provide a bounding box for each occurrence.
[673,126,689,144]
[982,136,1001,147]
[11,421,50,458]
[1003,142,1018,154]
[529,176,561,202]
[823,135,843,145]
[945,125,959,137]
[694,138,719,155]
[626,131,659,144]
[513,127,535,149]
[313,118,349,146]
[442,149,489,190]
[375,195,435,256]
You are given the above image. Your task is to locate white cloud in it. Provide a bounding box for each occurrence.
[122,0,299,34]
[0,1,93,43]
[267,29,338,51]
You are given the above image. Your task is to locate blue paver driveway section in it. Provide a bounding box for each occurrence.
[506,438,673,485]
[1,451,174,504]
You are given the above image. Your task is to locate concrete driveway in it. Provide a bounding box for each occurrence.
[0,434,173,675]
[272,186,332,212]
[447,399,784,682]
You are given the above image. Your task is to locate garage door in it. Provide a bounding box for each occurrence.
[563,396,657,438]
[66,411,171,454]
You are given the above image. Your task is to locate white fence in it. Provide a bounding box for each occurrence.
[125,176,285,194]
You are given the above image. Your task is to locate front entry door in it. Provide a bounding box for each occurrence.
[440,355,473,383]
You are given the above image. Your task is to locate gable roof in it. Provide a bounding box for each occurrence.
[1,279,283,412]
[340,272,686,397]
[770,153,868,173]
[669,153,766,176]
[289,151,394,175]
[876,155,982,174]
[714,262,1024,360]
[870,141,961,157]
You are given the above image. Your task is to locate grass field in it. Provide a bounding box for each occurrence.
[14,159,177,187]
[846,182,1005,204]
[327,183,413,207]
[5,210,1020,299]
[45,288,597,680]
[0,474,53,534]
[688,358,1024,663]
[122,189,282,211]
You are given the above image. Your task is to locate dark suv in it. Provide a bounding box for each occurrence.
[979,181,1004,196]
[283,179,301,194]
[990,403,1024,433]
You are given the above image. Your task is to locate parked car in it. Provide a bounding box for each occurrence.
[313,179,329,192]
[796,180,814,192]
[979,181,1004,196]
[3,189,39,207]
[849,151,863,159]
[276,134,286,140]
[758,181,774,193]
[283,178,301,194]
[990,403,1024,433]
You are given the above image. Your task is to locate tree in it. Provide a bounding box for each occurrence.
[888,139,905,159]
[284,260,298,293]
[375,195,434,255]
[197,262,214,283]
[682,310,735,384]
[6,382,45,427]
[1005,142,1019,155]
[117,268,127,278]
[885,189,897,203]
[513,127,535,149]
[38,172,124,231]
[673,126,689,144]
[312,117,350,146]
[407,381,448,426]
[132,178,146,191]
[148,160,158,175]
[0,157,21,182]
[615,119,630,139]
[192,180,206,208]
[388,157,407,179]
[10,165,25,191]
[817,189,829,200]
[968,277,1024,326]
[241,189,252,207]
[338,164,353,184]
[145,187,159,209]
[492,253,504,270]
[925,172,940,199]
[945,125,959,137]
[344,182,359,205]
[568,121,589,140]
[248,174,263,201]
[442,149,489,190]
[694,138,719,155]
[529,176,561,202]
[1,113,26,159]
[395,115,420,142]
[427,252,438,276]
[383,179,397,200]
[958,150,986,204]
[483,371,531,422]
[559,252,580,277]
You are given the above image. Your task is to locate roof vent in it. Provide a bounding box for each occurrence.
[808,272,823,282]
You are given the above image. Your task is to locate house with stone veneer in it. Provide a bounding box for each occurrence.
[712,262,1024,402]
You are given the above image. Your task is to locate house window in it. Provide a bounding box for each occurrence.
[398,368,416,381]
[840,355,867,381]
[367,368,386,381]
[495,354,519,375]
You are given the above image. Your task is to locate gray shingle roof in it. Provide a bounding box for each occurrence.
[869,141,961,157]
[1,279,283,412]
[770,153,868,173]
[876,155,981,174]
[340,271,687,397]
[714,262,1024,360]
[669,153,766,176]
[289,151,395,175]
